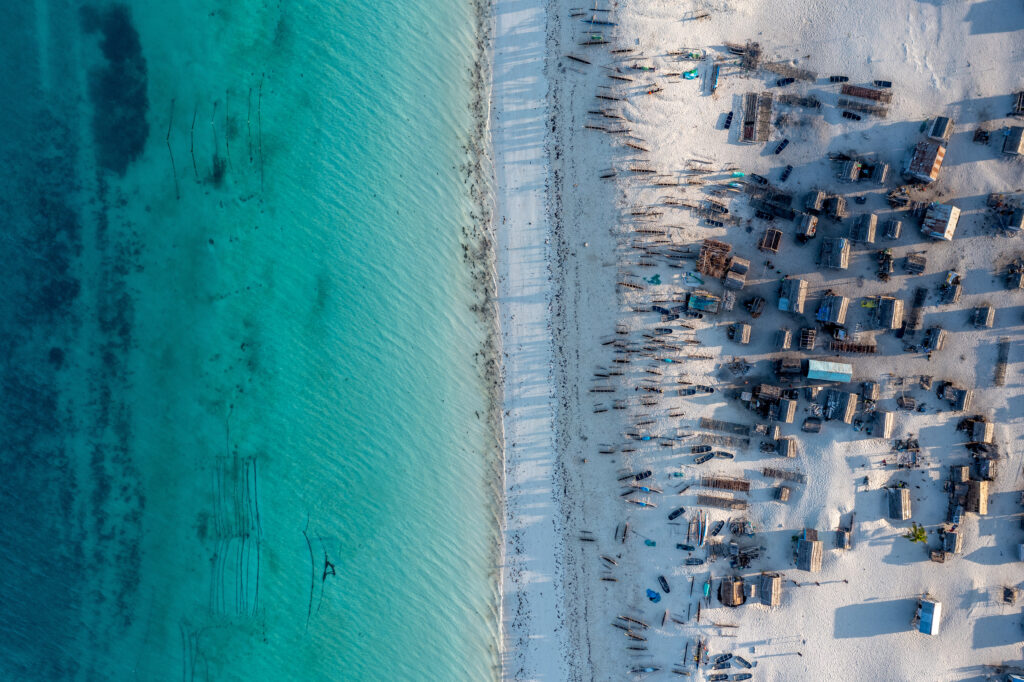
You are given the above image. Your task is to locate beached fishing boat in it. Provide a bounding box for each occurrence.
[691,445,712,454]
[697,511,708,546]
[712,451,735,460]
[685,557,705,566]
[694,453,713,464]
[676,543,695,551]
[710,520,725,536]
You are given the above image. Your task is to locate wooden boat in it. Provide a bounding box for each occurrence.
[694,453,713,464]
[710,520,725,536]
[676,543,695,551]
[734,656,752,669]
[691,445,712,454]
[685,557,704,566]
[712,451,735,460]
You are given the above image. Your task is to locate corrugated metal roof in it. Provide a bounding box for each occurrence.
[806,359,853,382]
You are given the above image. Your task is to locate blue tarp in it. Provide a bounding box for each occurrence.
[918,600,941,635]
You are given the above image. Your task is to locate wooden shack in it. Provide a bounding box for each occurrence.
[966,480,988,514]
[776,327,793,350]
[824,195,847,221]
[884,219,902,240]
[777,400,798,425]
[724,256,750,290]
[849,213,878,243]
[820,238,850,269]
[1004,126,1024,156]
[972,305,995,328]
[778,277,808,314]
[873,410,894,439]
[876,296,904,330]
[969,419,994,444]
[942,529,963,554]
[904,141,946,183]
[776,486,791,502]
[796,531,823,572]
[950,464,969,483]
[804,190,826,213]
[888,487,912,520]
[816,294,850,325]
[922,203,960,240]
[861,381,880,401]
[796,212,819,241]
[759,573,782,606]
[719,576,746,606]
[928,116,953,142]
[826,389,858,423]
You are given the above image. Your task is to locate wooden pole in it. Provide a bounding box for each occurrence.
[165,99,180,199]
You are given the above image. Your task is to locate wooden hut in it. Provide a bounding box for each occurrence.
[759,573,782,606]
[719,576,746,606]
[969,419,994,444]
[966,479,988,514]
[804,190,826,214]
[875,296,904,330]
[884,219,902,240]
[820,238,850,269]
[904,140,946,183]
[734,323,752,344]
[796,530,823,572]
[849,213,878,243]
[928,116,953,142]
[872,410,894,439]
[861,381,880,402]
[888,487,912,520]
[922,203,960,241]
[1004,126,1024,156]
[824,195,847,221]
[826,389,858,423]
[777,400,798,425]
[776,486,792,502]
[942,529,963,554]
[796,213,818,241]
[778,277,808,314]
[776,327,793,350]
[950,465,969,483]
[972,305,995,328]
[724,256,750,290]
[816,294,850,325]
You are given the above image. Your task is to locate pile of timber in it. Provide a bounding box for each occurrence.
[697,494,748,511]
[699,417,751,436]
[762,467,807,484]
[701,475,752,493]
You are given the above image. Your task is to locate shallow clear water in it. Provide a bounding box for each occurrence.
[0,1,498,679]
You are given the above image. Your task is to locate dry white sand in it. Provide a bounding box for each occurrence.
[496,0,1024,680]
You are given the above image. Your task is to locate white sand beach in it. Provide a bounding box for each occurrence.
[495,0,1024,679]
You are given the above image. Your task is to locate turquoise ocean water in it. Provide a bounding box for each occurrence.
[0,1,499,680]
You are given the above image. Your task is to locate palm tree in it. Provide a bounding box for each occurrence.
[903,522,927,543]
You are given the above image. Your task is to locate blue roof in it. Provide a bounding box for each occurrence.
[918,600,941,635]
[806,360,853,383]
